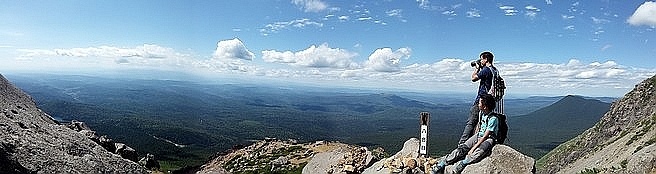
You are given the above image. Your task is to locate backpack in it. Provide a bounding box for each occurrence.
[488,66,506,114]
[488,112,508,144]
[488,67,506,102]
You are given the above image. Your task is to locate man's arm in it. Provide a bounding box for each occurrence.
[471,68,480,82]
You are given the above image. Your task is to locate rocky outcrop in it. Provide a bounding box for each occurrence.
[364,138,535,174]
[537,75,656,174]
[66,119,146,164]
[303,143,376,174]
[198,138,314,173]
[0,74,147,173]
[197,138,382,174]
[139,153,161,170]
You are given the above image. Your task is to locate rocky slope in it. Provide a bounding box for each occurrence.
[0,74,147,173]
[537,74,656,174]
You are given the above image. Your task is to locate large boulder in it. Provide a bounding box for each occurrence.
[303,143,374,174]
[446,145,535,174]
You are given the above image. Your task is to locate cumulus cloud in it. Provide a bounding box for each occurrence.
[212,38,255,61]
[627,1,656,27]
[292,0,327,12]
[364,47,411,72]
[12,42,656,97]
[262,43,358,69]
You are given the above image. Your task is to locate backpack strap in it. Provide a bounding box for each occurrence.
[486,112,499,139]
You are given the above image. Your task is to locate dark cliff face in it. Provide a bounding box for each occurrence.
[537,75,656,173]
[0,74,146,174]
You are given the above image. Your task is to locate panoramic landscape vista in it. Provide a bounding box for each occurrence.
[2,0,656,173]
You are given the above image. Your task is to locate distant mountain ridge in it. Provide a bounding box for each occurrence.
[537,74,656,173]
[509,95,611,158]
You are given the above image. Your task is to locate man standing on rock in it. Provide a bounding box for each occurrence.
[458,51,496,145]
[430,94,499,174]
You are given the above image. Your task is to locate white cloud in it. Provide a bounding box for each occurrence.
[467,9,481,18]
[364,47,411,72]
[213,38,255,61]
[562,15,575,19]
[417,0,430,9]
[499,6,518,16]
[591,17,611,24]
[10,43,656,97]
[386,9,403,17]
[19,44,183,59]
[442,10,456,16]
[338,16,349,21]
[261,18,323,35]
[292,0,327,13]
[601,44,612,51]
[628,1,656,27]
[546,0,552,5]
[358,17,373,21]
[525,5,540,11]
[564,25,575,30]
[525,5,540,18]
[262,43,358,69]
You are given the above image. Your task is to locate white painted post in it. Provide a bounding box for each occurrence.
[419,112,430,157]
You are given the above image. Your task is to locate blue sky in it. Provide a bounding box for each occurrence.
[1,0,656,97]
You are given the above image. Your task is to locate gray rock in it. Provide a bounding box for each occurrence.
[302,145,351,174]
[116,143,139,162]
[139,153,161,170]
[363,138,420,174]
[626,144,656,174]
[0,74,146,173]
[445,145,535,174]
[302,143,374,174]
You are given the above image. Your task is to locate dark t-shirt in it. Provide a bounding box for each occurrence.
[474,66,494,105]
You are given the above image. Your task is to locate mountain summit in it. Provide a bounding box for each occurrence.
[0,74,146,173]
[537,75,656,173]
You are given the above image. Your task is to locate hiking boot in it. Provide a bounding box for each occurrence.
[429,164,444,174]
[450,161,466,174]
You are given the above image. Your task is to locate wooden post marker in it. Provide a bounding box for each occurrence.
[419,112,430,157]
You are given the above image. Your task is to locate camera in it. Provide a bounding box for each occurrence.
[470,59,482,67]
